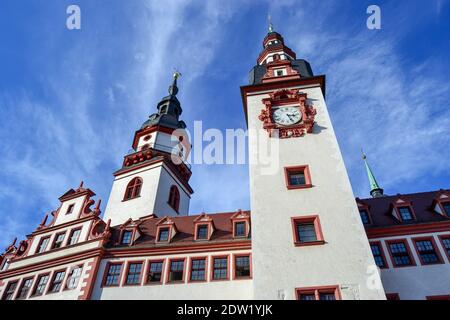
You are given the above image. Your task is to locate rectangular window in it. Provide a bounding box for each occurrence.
[158,228,170,242]
[52,232,66,249]
[234,255,251,279]
[68,228,82,246]
[388,240,415,267]
[275,69,284,76]
[234,222,246,237]
[190,258,206,282]
[16,278,34,300]
[1,281,18,300]
[291,216,324,246]
[196,225,209,240]
[440,236,450,258]
[1,258,10,272]
[168,259,185,282]
[104,263,123,287]
[296,286,341,300]
[37,236,50,253]
[285,165,312,189]
[31,274,49,296]
[125,262,143,285]
[443,202,450,216]
[121,230,133,245]
[370,243,387,268]
[398,206,413,221]
[66,204,75,214]
[48,270,66,293]
[359,210,371,225]
[413,238,442,265]
[66,266,83,290]
[147,261,164,284]
[212,256,228,280]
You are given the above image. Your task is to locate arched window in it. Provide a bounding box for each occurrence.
[124,177,142,200]
[168,185,180,213]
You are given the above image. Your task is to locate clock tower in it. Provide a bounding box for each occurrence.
[241,26,386,300]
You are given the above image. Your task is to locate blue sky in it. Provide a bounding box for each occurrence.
[0,0,449,248]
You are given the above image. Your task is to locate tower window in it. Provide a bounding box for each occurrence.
[157,227,170,242]
[1,281,18,300]
[121,230,133,245]
[68,228,82,246]
[370,242,387,268]
[398,206,414,221]
[189,258,207,282]
[124,262,143,285]
[296,286,341,300]
[52,232,66,249]
[16,278,34,300]
[103,263,123,287]
[147,260,164,283]
[211,256,229,280]
[36,236,50,253]
[234,254,251,279]
[359,210,371,225]
[196,225,209,240]
[285,166,312,189]
[123,177,142,201]
[387,240,415,267]
[413,238,443,265]
[49,270,66,293]
[168,185,180,213]
[66,204,75,215]
[168,259,185,282]
[291,216,325,246]
[31,274,49,297]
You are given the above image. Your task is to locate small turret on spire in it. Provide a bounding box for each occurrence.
[361,149,384,198]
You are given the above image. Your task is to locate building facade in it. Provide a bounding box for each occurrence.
[1,27,449,301]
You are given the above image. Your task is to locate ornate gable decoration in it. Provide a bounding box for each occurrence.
[258,89,317,139]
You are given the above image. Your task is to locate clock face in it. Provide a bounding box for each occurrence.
[272,106,302,126]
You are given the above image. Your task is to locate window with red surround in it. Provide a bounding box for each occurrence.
[438,235,450,262]
[167,259,186,283]
[68,228,82,246]
[189,257,208,282]
[386,293,400,300]
[157,227,170,242]
[231,210,251,239]
[121,230,133,245]
[195,224,209,240]
[386,239,416,267]
[284,165,312,189]
[391,199,416,223]
[48,269,66,293]
[291,215,325,246]
[16,277,34,300]
[36,236,50,254]
[66,265,83,290]
[1,280,18,300]
[370,241,388,269]
[211,255,229,281]
[66,203,75,215]
[412,237,443,265]
[233,254,252,280]
[123,261,144,286]
[123,177,142,201]
[296,286,341,300]
[51,232,66,249]
[145,260,165,284]
[102,262,124,287]
[168,185,180,213]
[31,273,50,297]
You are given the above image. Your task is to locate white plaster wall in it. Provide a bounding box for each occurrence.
[103,162,190,226]
[373,232,450,300]
[246,84,386,300]
[53,195,87,226]
[92,251,253,300]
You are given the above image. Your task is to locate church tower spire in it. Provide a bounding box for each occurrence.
[362,150,384,198]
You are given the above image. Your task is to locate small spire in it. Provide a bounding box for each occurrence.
[361,149,384,198]
[268,14,274,33]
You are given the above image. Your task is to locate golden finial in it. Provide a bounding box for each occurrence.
[173,68,182,81]
[361,148,367,160]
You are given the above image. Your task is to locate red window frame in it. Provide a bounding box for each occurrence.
[438,235,450,262]
[67,227,82,246]
[120,230,133,245]
[144,259,165,285]
[156,226,171,243]
[51,231,66,250]
[1,280,19,300]
[291,215,325,247]
[370,241,388,269]
[168,185,180,213]
[30,273,50,297]
[15,277,34,300]
[412,236,444,265]
[210,255,230,281]
[284,165,312,190]
[122,260,145,286]
[66,203,75,215]
[123,177,142,201]
[194,224,210,241]
[46,268,67,294]
[233,253,252,280]
[233,220,249,238]
[392,201,417,222]
[36,236,50,254]
[64,265,84,290]
[166,258,186,284]
[386,239,416,268]
[295,285,341,300]
[188,256,208,283]
[102,262,124,287]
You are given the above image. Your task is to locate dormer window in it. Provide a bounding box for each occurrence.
[168,185,180,213]
[157,227,170,242]
[398,206,413,221]
[66,204,75,215]
[121,230,133,245]
[196,225,209,240]
[359,210,371,225]
[123,177,142,201]
[443,202,450,216]
[234,222,246,237]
